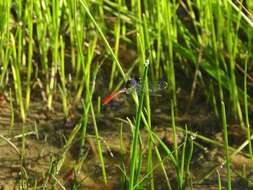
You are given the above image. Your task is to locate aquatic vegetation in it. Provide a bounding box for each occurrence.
[0,0,253,189]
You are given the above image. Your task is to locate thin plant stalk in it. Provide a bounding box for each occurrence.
[25,0,34,110]
[79,0,126,81]
[129,60,149,190]
[171,100,178,160]
[90,102,107,183]
[78,37,97,157]
[109,0,121,90]
[217,169,222,190]
[221,101,232,190]
[145,72,155,190]
[59,36,68,117]
[244,55,253,169]
[47,0,61,109]
[10,34,26,122]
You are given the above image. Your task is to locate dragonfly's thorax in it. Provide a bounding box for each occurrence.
[125,79,139,94]
[125,79,138,89]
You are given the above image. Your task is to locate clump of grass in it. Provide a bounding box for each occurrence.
[1,0,253,189]
[128,60,149,189]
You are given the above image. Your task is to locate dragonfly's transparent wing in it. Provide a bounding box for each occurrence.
[137,80,168,93]
[125,79,168,95]
[149,81,168,92]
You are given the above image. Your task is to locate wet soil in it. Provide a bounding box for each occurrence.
[1,74,253,190]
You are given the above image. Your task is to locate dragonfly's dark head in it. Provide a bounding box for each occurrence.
[125,78,138,89]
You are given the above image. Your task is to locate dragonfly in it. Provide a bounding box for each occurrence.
[102,78,168,105]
